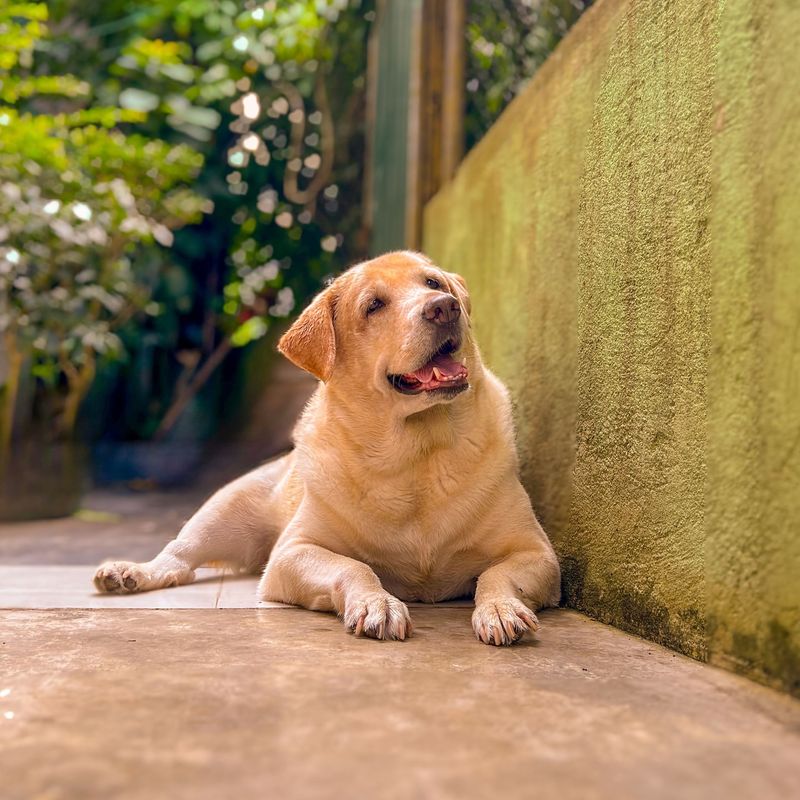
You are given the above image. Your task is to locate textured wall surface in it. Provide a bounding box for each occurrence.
[424,0,799,694]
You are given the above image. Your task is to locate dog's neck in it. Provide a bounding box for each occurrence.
[320,369,488,466]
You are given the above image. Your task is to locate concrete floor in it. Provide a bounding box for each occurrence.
[2,483,800,799]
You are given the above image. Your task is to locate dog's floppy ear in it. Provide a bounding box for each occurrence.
[447,272,472,316]
[278,287,336,382]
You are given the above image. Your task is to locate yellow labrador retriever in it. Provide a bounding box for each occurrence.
[94,251,560,645]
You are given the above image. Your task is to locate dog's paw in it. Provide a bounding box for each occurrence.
[343,592,412,641]
[472,598,539,646]
[93,560,194,594]
[93,561,149,594]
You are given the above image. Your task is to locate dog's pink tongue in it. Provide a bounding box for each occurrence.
[407,353,467,385]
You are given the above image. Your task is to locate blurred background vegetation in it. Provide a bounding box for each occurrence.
[466,0,593,149]
[0,0,590,517]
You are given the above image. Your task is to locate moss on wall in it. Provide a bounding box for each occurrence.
[424,0,800,694]
[705,0,800,695]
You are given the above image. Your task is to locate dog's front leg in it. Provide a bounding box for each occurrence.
[260,541,412,641]
[472,549,561,646]
[94,466,279,594]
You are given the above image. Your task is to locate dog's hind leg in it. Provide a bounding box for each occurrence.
[93,457,290,594]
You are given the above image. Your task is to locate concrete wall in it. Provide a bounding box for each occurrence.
[424,0,800,695]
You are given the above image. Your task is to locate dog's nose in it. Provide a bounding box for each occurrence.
[422,293,461,325]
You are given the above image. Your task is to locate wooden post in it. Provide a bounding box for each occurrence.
[440,0,465,182]
[367,0,465,254]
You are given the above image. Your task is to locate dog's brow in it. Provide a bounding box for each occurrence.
[358,282,388,303]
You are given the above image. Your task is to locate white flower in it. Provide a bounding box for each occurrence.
[72,203,92,221]
[241,92,261,120]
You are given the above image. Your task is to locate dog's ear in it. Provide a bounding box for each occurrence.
[278,287,336,382]
[447,272,472,316]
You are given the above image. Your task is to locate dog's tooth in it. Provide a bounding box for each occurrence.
[433,367,443,381]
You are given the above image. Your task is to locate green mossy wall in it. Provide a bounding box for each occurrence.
[424,0,800,694]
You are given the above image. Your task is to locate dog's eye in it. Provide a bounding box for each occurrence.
[366,297,385,316]
[425,277,441,290]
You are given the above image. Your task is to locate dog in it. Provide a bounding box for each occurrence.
[94,251,561,645]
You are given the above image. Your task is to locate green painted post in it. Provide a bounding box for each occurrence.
[369,0,420,255]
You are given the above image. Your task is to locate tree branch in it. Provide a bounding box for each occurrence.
[278,72,335,212]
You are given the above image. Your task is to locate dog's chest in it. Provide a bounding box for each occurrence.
[311,435,502,599]
[355,448,475,517]
[347,472,489,601]
[371,527,482,602]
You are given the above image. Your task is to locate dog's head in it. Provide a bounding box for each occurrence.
[278,251,476,409]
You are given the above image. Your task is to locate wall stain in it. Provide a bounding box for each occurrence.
[561,553,706,660]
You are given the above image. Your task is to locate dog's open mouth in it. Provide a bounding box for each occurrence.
[388,339,469,395]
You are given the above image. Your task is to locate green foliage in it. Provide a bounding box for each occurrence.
[37,0,372,440]
[0,0,371,448]
[0,2,207,445]
[466,0,593,149]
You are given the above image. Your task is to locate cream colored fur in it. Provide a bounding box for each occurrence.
[94,251,561,645]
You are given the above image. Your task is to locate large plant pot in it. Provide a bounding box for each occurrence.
[0,440,88,521]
